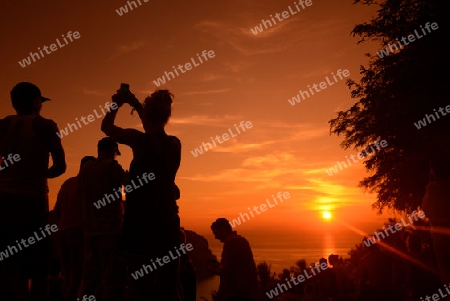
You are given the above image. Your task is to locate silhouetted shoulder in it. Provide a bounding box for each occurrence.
[0,115,58,142]
[61,176,78,188]
[227,234,251,249]
[33,115,59,132]
[0,117,11,140]
[168,135,181,148]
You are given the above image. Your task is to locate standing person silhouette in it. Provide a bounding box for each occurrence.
[209,218,260,301]
[0,82,66,301]
[422,157,450,286]
[54,155,95,301]
[79,137,125,300]
[101,88,182,301]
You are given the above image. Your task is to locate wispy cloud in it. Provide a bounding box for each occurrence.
[110,40,146,59]
[194,20,301,56]
[194,14,343,57]
[243,18,299,38]
[210,141,271,154]
[200,73,227,82]
[169,114,242,126]
[82,89,105,97]
[180,88,230,96]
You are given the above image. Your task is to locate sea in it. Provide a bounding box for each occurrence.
[195,229,365,301]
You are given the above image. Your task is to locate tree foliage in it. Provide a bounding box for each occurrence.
[329,0,449,213]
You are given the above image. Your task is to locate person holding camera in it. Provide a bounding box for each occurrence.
[101,86,182,301]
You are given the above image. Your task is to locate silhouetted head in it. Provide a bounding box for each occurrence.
[328,254,339,266]
[211,218,233,243]
[319,258,328,267]
[97,137,121,159]
[142,90,173,133]
[78,156,95,174]
[10,82,50,115]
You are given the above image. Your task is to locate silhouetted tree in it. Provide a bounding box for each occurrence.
[295,259,307,272]
[278,268,291,282]
[257,261,275,291]
[329,0,449,213]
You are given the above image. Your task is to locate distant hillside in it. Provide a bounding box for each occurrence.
[183,229,216,281]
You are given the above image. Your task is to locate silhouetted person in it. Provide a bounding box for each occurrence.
[79,138,125,300]
[54,156,95,301]
[0,82,66,301]
[209,218,260,301]
[316,258,338,299]
[357,240,393,301]
[47,209,63,301]
[422,157,450,285]
[101,88,182,301]
[328,254,353,295]
[180,229,196,301]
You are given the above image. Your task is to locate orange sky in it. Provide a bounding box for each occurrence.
[1,0,395,237]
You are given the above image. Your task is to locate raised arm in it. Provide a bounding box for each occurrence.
[129,97,144,121]
[101,93,142,146]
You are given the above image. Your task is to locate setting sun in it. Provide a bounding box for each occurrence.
[322,211,332,220]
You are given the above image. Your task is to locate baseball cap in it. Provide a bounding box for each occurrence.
[98,137,121,156]
[10,82,50,103]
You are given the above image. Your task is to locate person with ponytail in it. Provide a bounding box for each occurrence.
[101,88,182,301]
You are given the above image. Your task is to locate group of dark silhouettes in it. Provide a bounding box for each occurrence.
[0,82,275,301]
[1,82,450,301]
[0,82,199,301]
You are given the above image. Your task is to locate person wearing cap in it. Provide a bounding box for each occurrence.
[209,218,260,301]
[0,82,66,300]
[78,137,125,300]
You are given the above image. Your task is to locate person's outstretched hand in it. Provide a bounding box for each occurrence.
[113,90,140,108]
[112,93,126,108]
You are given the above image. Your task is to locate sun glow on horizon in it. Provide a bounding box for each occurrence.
[322,211,332,220]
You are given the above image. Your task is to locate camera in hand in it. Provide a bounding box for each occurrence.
[120,83,130,93]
